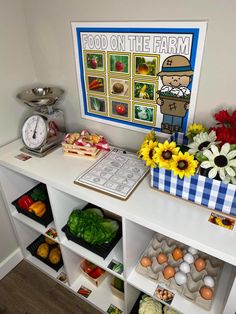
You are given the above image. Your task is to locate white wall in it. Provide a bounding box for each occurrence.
[22,0,236,150]
[0,0,36,262]
[0,0,235,265]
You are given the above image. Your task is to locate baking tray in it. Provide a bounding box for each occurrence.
[12,183,53,227]
[26,234,63,272]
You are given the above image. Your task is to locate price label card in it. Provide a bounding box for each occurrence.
[208,212,235,230]
[107,259,123,274]
[154,285,175,305]
[77,285,92,298]
[107,304,122,314]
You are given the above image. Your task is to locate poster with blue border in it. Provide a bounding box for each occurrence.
[72,22,207,135]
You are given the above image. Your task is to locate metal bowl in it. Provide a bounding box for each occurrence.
[17,86,64,107]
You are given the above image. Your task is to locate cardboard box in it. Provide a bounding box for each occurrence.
[80,260,107,287]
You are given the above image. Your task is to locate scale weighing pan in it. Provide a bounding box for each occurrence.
[17,87,64,107]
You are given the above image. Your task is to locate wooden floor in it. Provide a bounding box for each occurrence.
[0,260,101,314]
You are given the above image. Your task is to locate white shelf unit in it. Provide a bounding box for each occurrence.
[0,139,236,314]
[124,219,235,314]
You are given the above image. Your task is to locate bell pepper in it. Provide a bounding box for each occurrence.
[17,195,34,210]
[30,188,47,202]
[28,201,46,217]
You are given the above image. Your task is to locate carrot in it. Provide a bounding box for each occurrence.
[90,82,103,90]
[89,79,103,89]
[89,79,98,89]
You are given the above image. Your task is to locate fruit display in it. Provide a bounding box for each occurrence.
[136,233,224,310]
[12,183,53,226]
[80,259,106,287]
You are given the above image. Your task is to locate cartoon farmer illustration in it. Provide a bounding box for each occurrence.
[157,55,194,134]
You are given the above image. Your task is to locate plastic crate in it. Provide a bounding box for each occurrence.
[26,234,63,272]
[62,205,122,259]
[12,183,54,227]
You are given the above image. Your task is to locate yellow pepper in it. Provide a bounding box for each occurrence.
[29,201,46,217]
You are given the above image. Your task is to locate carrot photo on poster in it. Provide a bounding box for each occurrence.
[87,75,106,94]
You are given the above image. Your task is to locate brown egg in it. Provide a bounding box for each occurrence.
[163,265,175,279]
[200,286,213,300]
[172,247,183,261]
[156,253,168,264]
[140,256,152,267]
[194,258,206,272]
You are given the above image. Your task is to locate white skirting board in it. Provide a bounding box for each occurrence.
[0,248,23,280]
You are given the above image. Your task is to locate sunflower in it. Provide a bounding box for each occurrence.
[188,130,218,155]
[144,129,156,142]
[201,143,236,181]
[153,141,179,169]
[137,139,149,158]
[186,123,206,141]
[171,152,198,179]
[139,140,158,168]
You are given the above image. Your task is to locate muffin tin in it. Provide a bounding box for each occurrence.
[136,233,224,310]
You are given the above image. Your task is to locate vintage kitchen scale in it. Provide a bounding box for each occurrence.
[17,86,66,157]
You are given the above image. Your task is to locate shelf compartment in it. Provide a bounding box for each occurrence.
[12,183,53,227]
[12,209,58,241]
[61,237,124,280]
[127,262,233,314]
[70,273,125,313]
[26,234,63,272]
[62,223,122,259]
[61,204,122,259]
[26,255,67,286]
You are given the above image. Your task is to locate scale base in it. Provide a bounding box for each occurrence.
[20,134,65,157]
[20,143,61,157]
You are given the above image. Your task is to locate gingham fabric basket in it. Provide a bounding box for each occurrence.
[150,133,236,216]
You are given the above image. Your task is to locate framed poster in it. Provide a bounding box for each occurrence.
[72,21,207,135]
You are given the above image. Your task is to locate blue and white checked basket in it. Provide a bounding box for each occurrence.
[151,133,236,216]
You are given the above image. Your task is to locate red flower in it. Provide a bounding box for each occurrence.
[232,110,236,127]
[214,110,232,125]
[212,126,236,145]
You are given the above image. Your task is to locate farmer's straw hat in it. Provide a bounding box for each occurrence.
[158,55,193,76]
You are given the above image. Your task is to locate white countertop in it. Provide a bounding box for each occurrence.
[1,139,236,265]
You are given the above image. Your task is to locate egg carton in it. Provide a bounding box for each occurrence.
[136,233,224,310]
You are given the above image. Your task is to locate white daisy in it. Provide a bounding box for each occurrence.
[188,130,217,155]
[201,143,236,181]
[223,172,236,185]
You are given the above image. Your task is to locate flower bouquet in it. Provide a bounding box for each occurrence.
[138,109,236,216]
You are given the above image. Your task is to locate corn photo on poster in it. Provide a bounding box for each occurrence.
[72,22,207,135]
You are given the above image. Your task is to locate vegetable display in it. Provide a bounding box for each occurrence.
[28,201,46,217]
[138,295,162,314]
[17,195,34,210]
[67,207,119,245]
[81,259,105,279]
[30,187,47,201]
[15,185,48,218]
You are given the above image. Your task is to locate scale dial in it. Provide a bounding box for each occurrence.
[22,114,48,150]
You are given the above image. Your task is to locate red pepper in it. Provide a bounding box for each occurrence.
[17,195,34,210]
[89,267,105,279]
